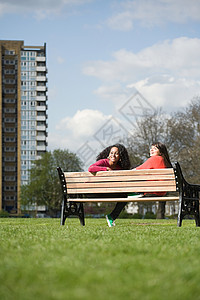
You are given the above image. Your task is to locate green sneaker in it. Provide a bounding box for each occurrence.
[106,215,115,227]
[127,192,144,199]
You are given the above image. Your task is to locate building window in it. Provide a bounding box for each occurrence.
[4,69,15,74]
[4,157,15,162]
[5,176,15,181]
[5,118,15,123]
[4,98,16,103]
[5,50,15,55]
[4,186,16,191]
[4,137,15,142]
[4,59,15,65]
[4,108,15,113]
[4,127,15,133]
[4,88,15,94]
[5,79,15,84]
[4,147,15,152]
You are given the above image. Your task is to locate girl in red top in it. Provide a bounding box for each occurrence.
[106,142,172,227]
[136,143,172,170]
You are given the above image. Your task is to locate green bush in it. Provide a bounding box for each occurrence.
[144,211,156,219]
[132,213,143,219]
[0,210,9,218]
[118,210,133,219]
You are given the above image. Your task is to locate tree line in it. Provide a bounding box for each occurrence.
[21,97,200,217]
[126,97,200,183]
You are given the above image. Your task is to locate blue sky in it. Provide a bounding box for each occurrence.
[1,0,200,168]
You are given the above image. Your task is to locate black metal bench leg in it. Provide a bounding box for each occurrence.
[78,203,85,226]
[60,201,85,226]
[60,199,66,225]
[177,193,183,227]
[194,203,200,227]
[177,215,183,227]
[194,215,200,227]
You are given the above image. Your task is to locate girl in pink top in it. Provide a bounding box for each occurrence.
[88,144,131,227]
[88,143,130,172]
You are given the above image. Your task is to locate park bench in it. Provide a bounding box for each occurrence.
[57,162,200,227]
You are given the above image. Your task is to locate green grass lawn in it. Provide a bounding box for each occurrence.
[0,218,200,300]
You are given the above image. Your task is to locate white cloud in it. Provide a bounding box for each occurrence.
[83,37,200,82]
[107,0,200,31]
[128,75,200,108]
[48,108,134,168]
[107,11,133,31]
[50,109,111,151]
[56,56,65,64]
[0,0,92,18]
[83,37,200,110]
[94,83,128,100]
[94,84,136,111]
[56,109,110,137]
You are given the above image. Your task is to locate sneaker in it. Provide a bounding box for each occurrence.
[106,215,115,227]
[127,192,144,199]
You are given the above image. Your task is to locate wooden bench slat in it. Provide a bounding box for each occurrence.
[64,169,175,178]
[67,186,177,194]
[68,196,179,202]
[67,180,176,189]
[65,174,176,183]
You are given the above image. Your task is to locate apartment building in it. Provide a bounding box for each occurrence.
[0,40,48,214]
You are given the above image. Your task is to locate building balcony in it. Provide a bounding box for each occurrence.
[37,125,46,131]
[36,106,46,111]
[36,76,47,81]
[36,86,46,91]
[36,66,46,72]
[36,135,46,141]
[36,96,46,101]
[37,116,46,121]
[36,145,46,151]
[36,57,46,62]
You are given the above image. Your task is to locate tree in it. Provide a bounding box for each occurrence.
[125,108,173,164]
[166,97,200,182]
[125,97,200,218]
[125,109,172,219]
[21,149,83,216]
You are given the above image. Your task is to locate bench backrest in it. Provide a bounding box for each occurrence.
[63,168,177,194]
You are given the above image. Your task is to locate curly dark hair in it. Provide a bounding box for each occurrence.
[96,143,131,170]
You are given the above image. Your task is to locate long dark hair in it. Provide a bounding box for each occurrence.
[152,142,172,168]
[96,143,131,170]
